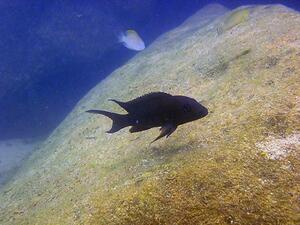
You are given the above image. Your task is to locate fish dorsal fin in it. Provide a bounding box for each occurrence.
[124,92,172,112]
[110,92,172,113]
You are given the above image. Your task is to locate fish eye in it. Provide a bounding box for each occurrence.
[183,104,192,113]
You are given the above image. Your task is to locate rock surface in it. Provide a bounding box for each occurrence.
[0,139,39,187]
[0,4,299,225]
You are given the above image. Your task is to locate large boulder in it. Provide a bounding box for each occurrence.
[0,4,299,225]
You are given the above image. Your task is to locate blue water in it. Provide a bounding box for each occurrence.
[0,0,299,140]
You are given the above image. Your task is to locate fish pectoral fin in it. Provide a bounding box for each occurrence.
[151,124,177,143]
[166,126,177,138]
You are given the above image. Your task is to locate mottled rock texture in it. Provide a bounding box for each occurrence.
[0,139,39,186]
[0,4,299,225]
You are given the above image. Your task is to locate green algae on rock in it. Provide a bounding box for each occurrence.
[0,4,300,225]
[217,7,250,34]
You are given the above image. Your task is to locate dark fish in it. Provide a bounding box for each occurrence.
[86,92,208,143]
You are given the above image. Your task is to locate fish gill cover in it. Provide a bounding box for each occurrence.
[0,2,300,225]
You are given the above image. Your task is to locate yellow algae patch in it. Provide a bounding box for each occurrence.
[218,8,250,34]
[89,139,300,225]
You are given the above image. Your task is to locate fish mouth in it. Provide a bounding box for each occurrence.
[197,106,208,118]
[202,107,208,117]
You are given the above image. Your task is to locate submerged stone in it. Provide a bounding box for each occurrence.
[0,4,299,225]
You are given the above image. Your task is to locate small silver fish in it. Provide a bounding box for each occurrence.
[118,30,145,51]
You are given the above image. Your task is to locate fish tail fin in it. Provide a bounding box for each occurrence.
[86,110,130,133]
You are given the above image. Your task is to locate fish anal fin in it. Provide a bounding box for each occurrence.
[151,123,177,143]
